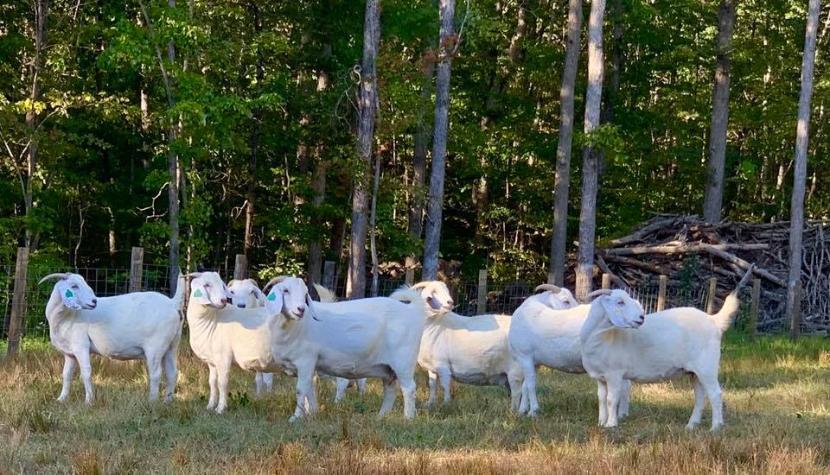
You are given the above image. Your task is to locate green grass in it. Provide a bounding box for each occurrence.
[1,334,829,474]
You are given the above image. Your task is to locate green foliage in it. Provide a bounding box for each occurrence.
[0,0,827,285]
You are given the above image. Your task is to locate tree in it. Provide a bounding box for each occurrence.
[406,61,434,271]
[786,0,820,338]
[346,0,381,299]
[422,0,456,281]
[549,0,583,286]
[575,0,607,300]
[702,0,738,224]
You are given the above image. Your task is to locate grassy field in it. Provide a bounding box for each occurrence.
[1,334,828,474]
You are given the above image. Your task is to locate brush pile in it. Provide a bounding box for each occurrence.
[596,214,830,332]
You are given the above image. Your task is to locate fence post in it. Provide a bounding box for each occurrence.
[234,254,247,281]
[322,261,336,291]
[477,269,488,315]
[657,274,668,311]
[706,277,718,314]
[547,272,556,285]
[6,247,30,358]
[405,268,415,286]
[790,281,802,340]
[129,246,144,292]
[601,273,611,290]
[749,278,761,341]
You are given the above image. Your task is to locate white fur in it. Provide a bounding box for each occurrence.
[411,281,522,409]
[42,273,184,404]
[226,278,359,400]
[264,277,426,421]
[508,286,631,417]
[580,287,742,430]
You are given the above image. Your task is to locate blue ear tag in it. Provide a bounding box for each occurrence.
[65,289,74,298]
[193,288,203,298]
[267,292,277,301]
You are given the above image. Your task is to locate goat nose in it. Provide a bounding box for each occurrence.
[91,299,98,305]
[447,299,454,306]
[297,306,305,315]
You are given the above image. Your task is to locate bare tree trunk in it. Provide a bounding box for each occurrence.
[23,0,49,251]
[369,151,382,296]
[575,0,607,300]
[422,0,456,281]
[549,0,583,286]
[703,0,737,224]
[166,0,180,294]
[244,1,264,257]
[406,60,434,270]
[308,44,332,283]
[786,0,820,338]
[346,0,380,299]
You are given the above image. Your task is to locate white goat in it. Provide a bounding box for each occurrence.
[508,284,631,417]
[40,272,184,404]
[226,278,274,395]
[187,272,297,414]
[412,281,522,409]
[580,269,751,430]
[263,276,425,421]
[226,278,360,399]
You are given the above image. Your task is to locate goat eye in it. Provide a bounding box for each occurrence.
[617,300,625,305]
[283,289,289,293]
[72,285,79,290]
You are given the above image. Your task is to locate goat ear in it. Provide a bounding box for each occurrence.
[56,280,83,310]
[189,282,213,306]
[252,287,266,303]
[599,296,629,328]
[264,286,284,317]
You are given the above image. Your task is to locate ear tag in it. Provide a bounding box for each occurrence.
[65,289,74,298]
[193,288,203,298]
[267,292,277,301]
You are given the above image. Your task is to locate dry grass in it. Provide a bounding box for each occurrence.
[0,335,828,474]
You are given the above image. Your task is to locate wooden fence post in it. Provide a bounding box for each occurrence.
[234,254,247,281]
[547,272,556,285]
[322,261,336,291]
[749,278,761,341]
[657,274,668,311]
[405,268,415,286]
[477,269,488,315]
[129,246,144,292]
[706,277,718,314]
[790,280,802,339]
[5,247,30,358]
[601,273,611,290]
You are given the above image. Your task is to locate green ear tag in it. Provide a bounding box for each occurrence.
[193,289,203,298]
[65,289,74,298]
[267,292,276,301]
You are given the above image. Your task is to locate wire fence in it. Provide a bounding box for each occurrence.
[0,263,766,343]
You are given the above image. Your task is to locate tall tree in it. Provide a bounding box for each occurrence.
[702,0,738,223]
[786,0,820,338]
[422,0,456,281]
[549,0,583,286]
[406,61,434,271]
[575,0,607,300]
[244,1,265,258]
[346,0,381,299]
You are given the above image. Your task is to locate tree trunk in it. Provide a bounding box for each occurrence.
[786,0,820,338]
[422,0,456,281]
[549,0,583,286]
[308,45,332,283]
[346,0,380,299]
[24,0,49,251]
[703,0,737,224]
[244,1,264,257]
[406,60,434,270]
[167,0,180,294]
[575,0,607,300]
[369,150,382,296]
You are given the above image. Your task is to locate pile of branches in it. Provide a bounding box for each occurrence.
[596,214,830,332]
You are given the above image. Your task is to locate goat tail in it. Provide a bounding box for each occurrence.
[389,286,425,309]
[711,265,754,334]
[313,284,338,303]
